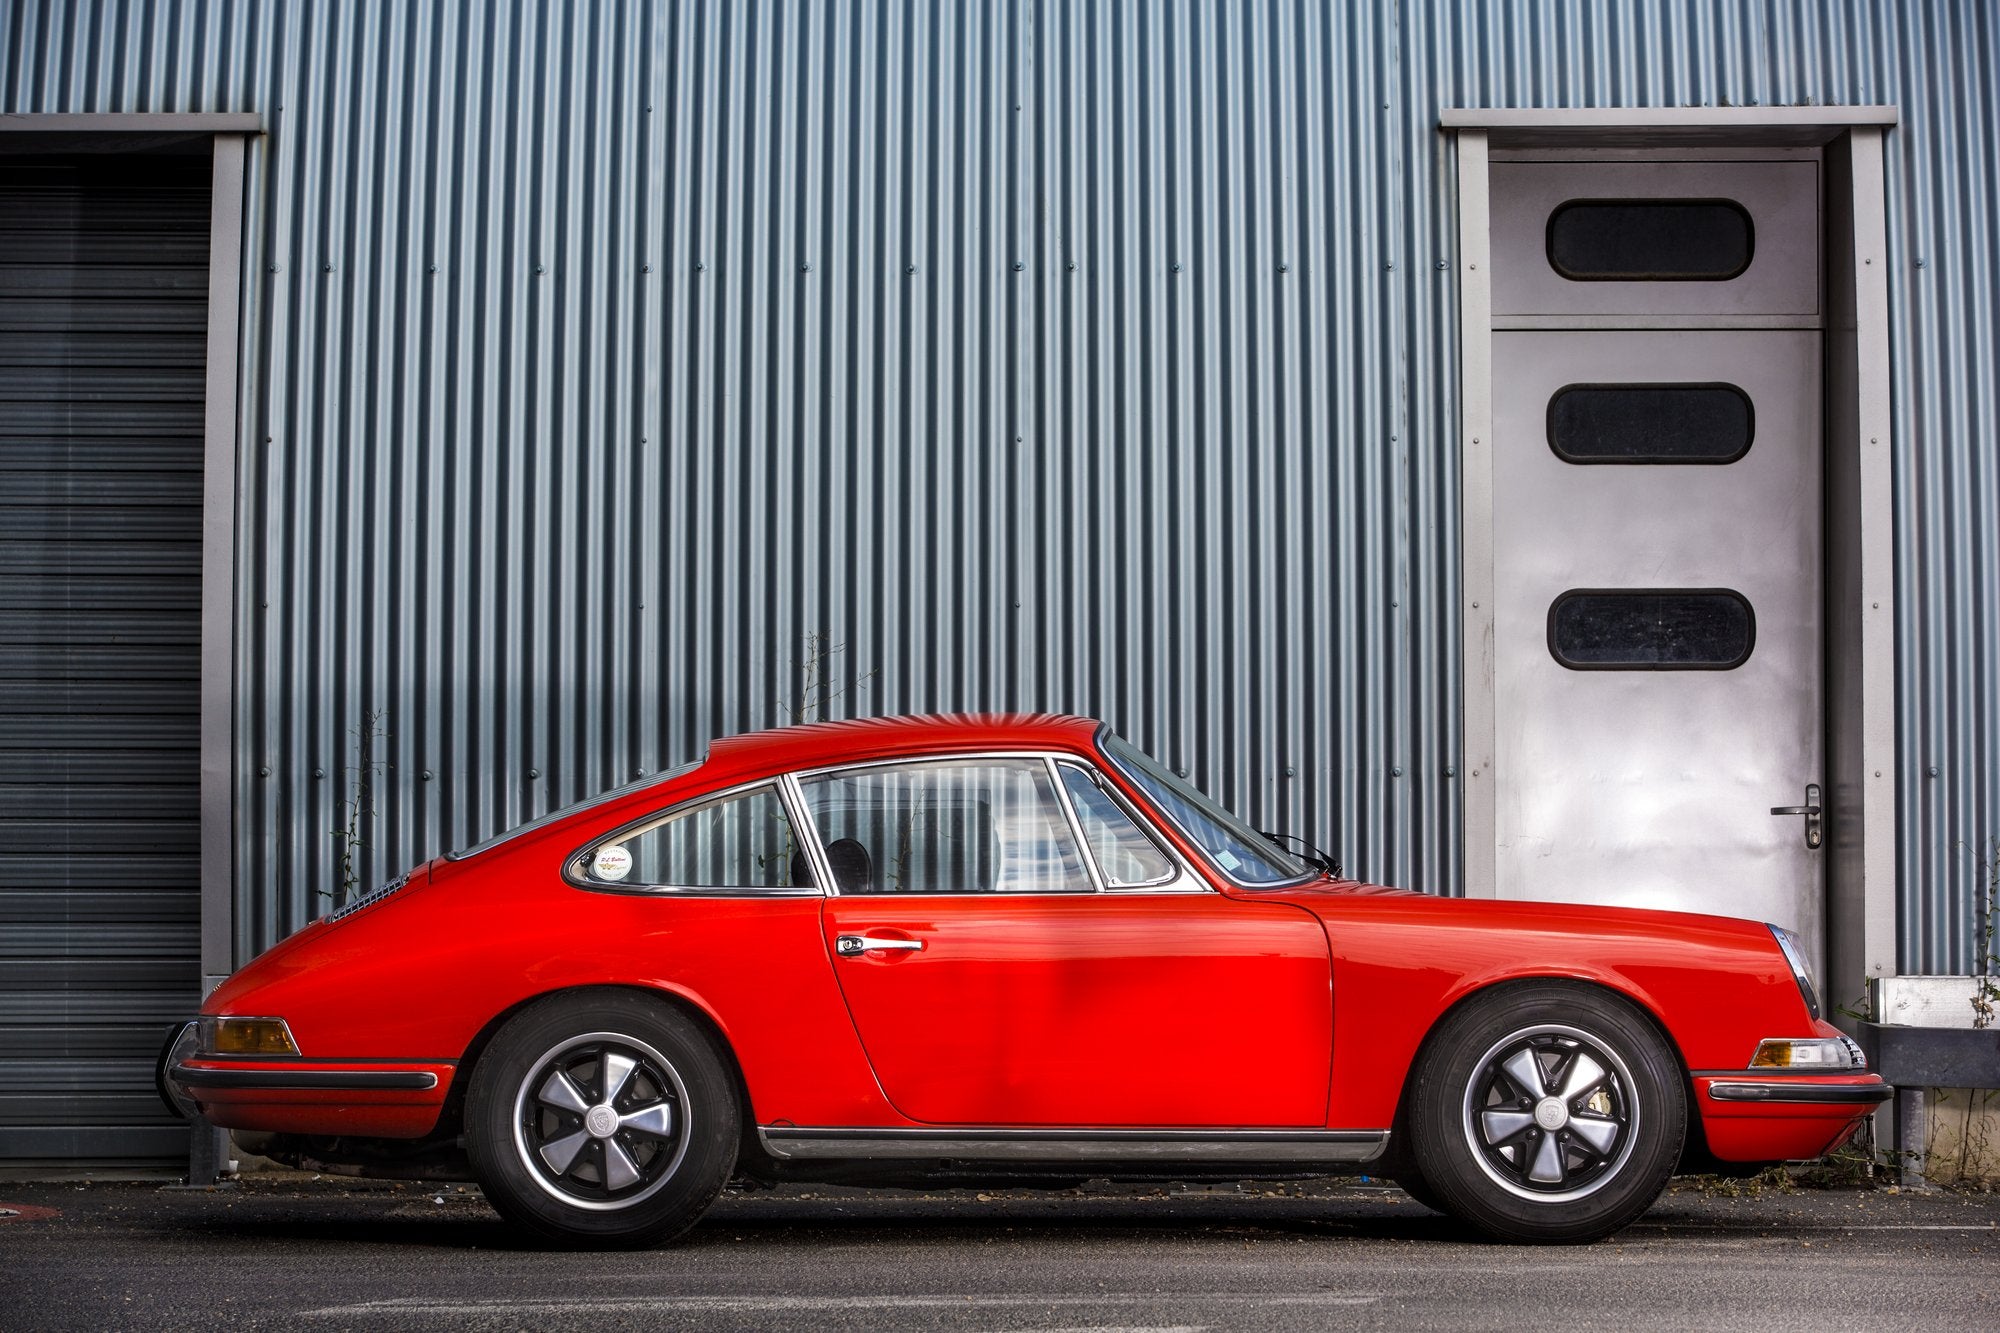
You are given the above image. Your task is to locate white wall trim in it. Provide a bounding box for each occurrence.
[1454,130,1496,898]
[1443,106,1897,131]
[201,137,248,990]
[1846,126,1898,982]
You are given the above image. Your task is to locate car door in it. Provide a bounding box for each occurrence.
[800,755,1333,1127]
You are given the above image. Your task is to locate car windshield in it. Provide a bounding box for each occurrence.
[1099,732,1310,886]
[446,757,705,860]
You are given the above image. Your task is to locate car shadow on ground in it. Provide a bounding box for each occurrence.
[171,1195,1483,1252]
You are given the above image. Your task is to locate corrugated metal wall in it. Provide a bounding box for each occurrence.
[3,1,1994,973]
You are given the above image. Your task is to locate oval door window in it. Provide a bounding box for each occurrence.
[1547,383,1755,464]
[1547,199,1754,281]
[1548,590,1756,671]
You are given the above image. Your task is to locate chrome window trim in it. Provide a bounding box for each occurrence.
[788,750,1212,899]
[561,776,827,898]
[1050,758,1195,892]
[1043,756,1108,892]
[1094,728,1316,890]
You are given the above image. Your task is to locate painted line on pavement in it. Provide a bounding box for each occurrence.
[303,1293,1381,1318]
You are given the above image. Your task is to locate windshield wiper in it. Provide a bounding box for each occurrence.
[1258,830,1342,879]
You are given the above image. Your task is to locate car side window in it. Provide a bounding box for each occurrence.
[797,758,1092,894]
[1056,763,1177,887]
[580,785,809,890]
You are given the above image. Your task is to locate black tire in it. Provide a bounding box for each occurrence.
[1408,982,1685,1243]
[465,990,739,1247]
[1391,1170,1446,1213]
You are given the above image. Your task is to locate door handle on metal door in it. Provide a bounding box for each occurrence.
[1769,783,1823,850]
[835,934,924,957]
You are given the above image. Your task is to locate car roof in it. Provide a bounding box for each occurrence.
[704,712,1105,779]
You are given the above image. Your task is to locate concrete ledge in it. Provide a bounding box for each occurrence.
[1858,1022,2000,1088]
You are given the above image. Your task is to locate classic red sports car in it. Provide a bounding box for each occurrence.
[164,714,1887,1245]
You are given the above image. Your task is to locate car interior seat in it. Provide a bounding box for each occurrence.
[824,837,874,894]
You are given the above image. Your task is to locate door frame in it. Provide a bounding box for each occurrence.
[0,113,260,1174]
[1442,106,1898,1012]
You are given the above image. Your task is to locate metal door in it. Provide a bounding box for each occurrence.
[0,156,209,1163]
[1487,159,1824,961]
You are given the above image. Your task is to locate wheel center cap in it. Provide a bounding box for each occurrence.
[1533,1096,1569,1131]
[585,1104,619,1138]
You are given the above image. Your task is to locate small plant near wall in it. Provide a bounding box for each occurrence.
[1932,839,2000,1187]
[325,709,387,910]
[1972,838,1999,1031]
[783,631,877,724]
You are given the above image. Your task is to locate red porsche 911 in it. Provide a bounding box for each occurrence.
[163,714,1887,1245]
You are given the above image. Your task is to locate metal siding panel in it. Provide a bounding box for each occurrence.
[1,1,1994,973]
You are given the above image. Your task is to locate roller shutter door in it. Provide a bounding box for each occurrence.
[0,155,209,1164]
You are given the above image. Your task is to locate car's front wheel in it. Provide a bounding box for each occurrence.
[1407,982,1685,1243]
[466,990,738,1247]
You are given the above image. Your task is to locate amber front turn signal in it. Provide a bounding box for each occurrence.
[204,1017,300,1056]
[1749,1037,1865,1070]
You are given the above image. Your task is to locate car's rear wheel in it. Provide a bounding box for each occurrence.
[1408,983,1684,1243]
[466,991,738,1246]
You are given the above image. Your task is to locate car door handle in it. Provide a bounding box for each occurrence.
[835,934,924,957]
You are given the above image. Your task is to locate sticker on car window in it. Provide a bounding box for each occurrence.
[592,845,633,882]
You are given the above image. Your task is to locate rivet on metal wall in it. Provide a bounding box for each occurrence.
[422,770,433,781]
[1392,767,1403,777]
[695,262,704,272]
[1013,261,1024,271]
[642,265,651,273]
[528,769,539,779]
[536,264,546,274]
[259,767,270,778]
[313,768,324,779]
[1446,767,1456,777]
[267,264,278,273]
[1067,260,1077,271]
[1172,262,1183,273]
[802,262,812,273]
[907,264,917,274]
[323,263,333,272]
[1284,766,1295,777]
[1278,261,1289,272]
[1386,261,1395,271]
[427,264,437,273]
[1436,260,1448,269]
[1929,766,1940,776]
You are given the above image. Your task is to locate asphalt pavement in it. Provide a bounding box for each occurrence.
[2,1173,1997,1331]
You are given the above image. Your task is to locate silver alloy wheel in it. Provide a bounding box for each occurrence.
[511,1030,690,1212]
[1460,1022,1638,1203]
